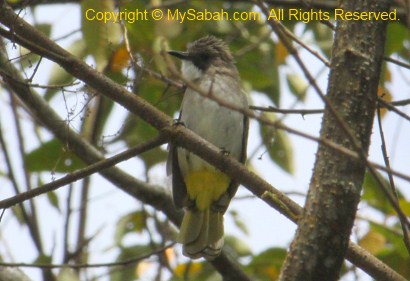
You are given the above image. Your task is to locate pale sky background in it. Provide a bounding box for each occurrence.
[1,3,409,281]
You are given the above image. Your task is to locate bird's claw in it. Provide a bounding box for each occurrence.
[172,119,185,128]
[220,148,230,156]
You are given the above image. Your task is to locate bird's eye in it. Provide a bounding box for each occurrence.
[200,53,210,61]
[192,52,212,71]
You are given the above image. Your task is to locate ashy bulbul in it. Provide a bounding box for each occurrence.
[168,36,249,260]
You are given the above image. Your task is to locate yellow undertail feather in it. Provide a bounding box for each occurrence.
[184,170,230,210]
[179,170,229,259]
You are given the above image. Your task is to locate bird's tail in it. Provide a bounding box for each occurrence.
[177,208,224,260]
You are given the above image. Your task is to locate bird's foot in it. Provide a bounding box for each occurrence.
[172,119,185,128]
[220,148,230,156]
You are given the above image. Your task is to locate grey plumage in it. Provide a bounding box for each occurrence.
[168,36,248,260]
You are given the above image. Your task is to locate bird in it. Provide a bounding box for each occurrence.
[167,35,249,260]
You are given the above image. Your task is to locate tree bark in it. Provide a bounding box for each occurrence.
[279,0,391,280]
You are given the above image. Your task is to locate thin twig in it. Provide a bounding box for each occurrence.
[251,98,410,116]
[9,92,44,251]
[62,184,73,263]
[250,105,323,115]
[27,81,80,89]
[390,98,410,106]
[122,24,183,89]
[384,56,410,70]
[276,21,331,67]
[0,134,167,209]
[378,97,410,122]
[0,243,175,269]
[27,56,42,82]
[0,209,5,223]
[234,30,271,57]
[376,107,410,254]
[164,39,410,186]
[0,118,42,250]
[256,0,410,231]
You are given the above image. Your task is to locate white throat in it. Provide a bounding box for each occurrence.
[181,60,203,81]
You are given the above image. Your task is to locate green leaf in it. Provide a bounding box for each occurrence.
[286,73,308,101]
[224,235,252,257]
[118,113,168,170]
[46,191,61,213]
[369,222,408,257]
[81,95,115,141]
[35,23,52,37]
[368,222,410,277]
[140,148,168,170]
[19,24,52,70]
[113,75,178,170]
[152,36,171,75]
[247,248,287,281]
[110,245,151,281]
[362,171,406,216]
[25,138,86,173]
[33,253,52,264]
[385,23,409,56]
[398,198,410,217]
[19,47,41,70]
[377,249,410,278]
[260,113,294,174]
[309,22,333,59]
[114,210,147,245]
[121,1,157,50]
[45,39,87,101]
[236,37,280,105]
[81,0,121,71]
[11,205,25,225]
[139,77,182,115]
[57,268,81,281]
[229,210,249,235]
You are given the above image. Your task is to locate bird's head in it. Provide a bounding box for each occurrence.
[168,36,236,81]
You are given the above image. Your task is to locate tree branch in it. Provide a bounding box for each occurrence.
[376,108,410,254]
[0,134,168,209]
[278,0,393,280]
[0,7,249,279]
[0,243,175,269]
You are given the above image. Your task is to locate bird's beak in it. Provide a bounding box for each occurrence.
[167,50,190,60]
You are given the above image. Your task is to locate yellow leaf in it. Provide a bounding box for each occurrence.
[359,230,386,255]
[377,86,392,118]
[137,261,152,276]
[109,47,130,72]
[164,247,176,263]
[275,41,288,65]
[81,0,121,71]
[384,67,391,82]
[174,262,202,278]
[262,266,280,280]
